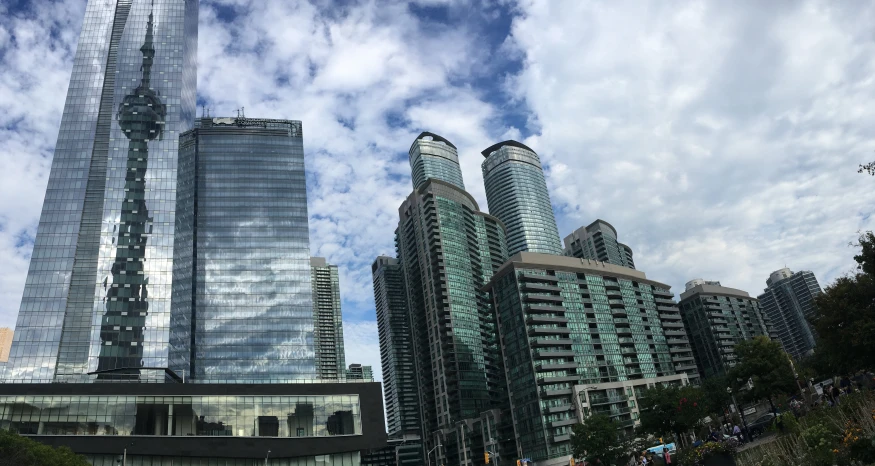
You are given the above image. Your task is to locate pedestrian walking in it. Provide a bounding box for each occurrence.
[663,447,672,466]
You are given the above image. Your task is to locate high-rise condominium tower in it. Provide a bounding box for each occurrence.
[170,117,314,382]
[758,268,822,360]
[679,280,773,378]
[345,364,374,382]
[485,252,696,463]
[372,256,421,438]
[396,132,514,466]
[7,0,197,383]
[564,220,635,269]
[482,141,563,256]
[311,257,346,380]
[408,132,465,191]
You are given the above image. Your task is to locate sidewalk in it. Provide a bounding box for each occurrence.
[737,433,779,452]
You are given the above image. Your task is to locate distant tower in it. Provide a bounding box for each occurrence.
[758,268,822,359]
[564,220,635,269]
[408,132,465,191]
[481,140,563,256]
[345,363,374,382]
[311,257,346,380]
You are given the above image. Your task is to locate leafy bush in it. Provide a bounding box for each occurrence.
[0,429,90,466]
[677,441,738,466]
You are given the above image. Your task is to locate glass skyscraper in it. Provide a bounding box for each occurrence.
[311,257,346,380]
[757,268,822,360]
[564,220,635,269]
[481,140,562,256]
[7,0,197,383]
[408,132,465,191]
[170,117,314,382]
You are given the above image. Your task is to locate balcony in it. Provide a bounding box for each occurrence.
[588,395,628,406]
[541,388,573,397]
[527,316,569,325]
[522,282,562,292]
[520,273,559,283]
[532,338,573,347]
[537,362,578,371]
[527,304,565,313]
[529,327,572,336]
[524,294,564,304]
[550,418,579,428]
[534,350,575,359]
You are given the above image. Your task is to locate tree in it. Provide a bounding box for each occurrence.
[571,414,623,465]
[637,383,706,446]
[809,232,875,373]
[699,375,733,420]
[727,336,797,412]
[0,429,90,466]
[860,161,875,176]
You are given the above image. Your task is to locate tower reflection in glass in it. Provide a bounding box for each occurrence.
[170,117,316,383]
[5,0,197,382]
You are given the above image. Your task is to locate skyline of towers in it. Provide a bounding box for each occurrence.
[170,116,315,382]
[481,140,563,256]
[758,268,823,360]
[6,0,198,383]
[312,257,346,380]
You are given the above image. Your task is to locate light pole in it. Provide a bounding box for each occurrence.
[726,387,749,440]
[488,437,500,466]
[264,449,271,466]
[427,443,443,466]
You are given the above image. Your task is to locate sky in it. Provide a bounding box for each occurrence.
[1,0,874,383]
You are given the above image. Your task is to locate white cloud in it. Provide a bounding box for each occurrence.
[342,320,382,382]
[508,0,875,296]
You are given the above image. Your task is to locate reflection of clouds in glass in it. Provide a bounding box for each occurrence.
[171,119,315,382]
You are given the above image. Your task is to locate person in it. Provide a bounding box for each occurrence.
[732,424,742,442]
[831,385,842,405]
[663,447,672,466]
[707,428,720,442]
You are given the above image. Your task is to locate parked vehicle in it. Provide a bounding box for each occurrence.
[747,412,776,438]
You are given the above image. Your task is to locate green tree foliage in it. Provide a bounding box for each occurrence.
[727,336,797,408]
[0,429,90,466]
[810,232,875,373]
[571,414,623,464]
[860,161,875,176]
[637,383,706,444]
[699,375,733,419]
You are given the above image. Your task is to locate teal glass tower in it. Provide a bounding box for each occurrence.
[409,132,465,191]
[481,141,562,256]
[7,0,198,383]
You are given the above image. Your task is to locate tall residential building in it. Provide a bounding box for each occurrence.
[346,364,374,382]
[563,220,635,269]
[481,140,563,256]
[372,256,421,438]
[0,329,13,363]
[311,257,346,380]
[679,280,772,378]
[396,131,514,466]
[6,0,197,383]
[408,131,465,191]
[485,252,696,464]
[758,268,823,360]
[170,117,314,382]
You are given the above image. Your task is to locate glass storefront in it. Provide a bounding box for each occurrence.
[0,394,360,438]
[87,453,361,466]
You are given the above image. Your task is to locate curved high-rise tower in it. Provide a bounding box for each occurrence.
[481,140,562,256]
[408,131,465,190]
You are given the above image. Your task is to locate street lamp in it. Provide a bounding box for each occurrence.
[427,443,443,466]
[726,387,749,440]
[264,449,271,466]
[487,437,500,466]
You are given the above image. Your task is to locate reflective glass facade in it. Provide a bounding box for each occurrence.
[563,220,635,269]
[396,178,514,466]
[170,117,314,382]
[486,253,697,462]
[0,394,360,438]
[311,258,345,380]
[408,132,465,191]
[8,0,198,383]
[371,256,420,438]
[481,141,562,256]
[679,283,772,378]
[757,269,822,360]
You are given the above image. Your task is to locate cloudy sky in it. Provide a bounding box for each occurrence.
[1,0,874,382]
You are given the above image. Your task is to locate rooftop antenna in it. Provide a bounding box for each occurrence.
[241,107,245,118]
